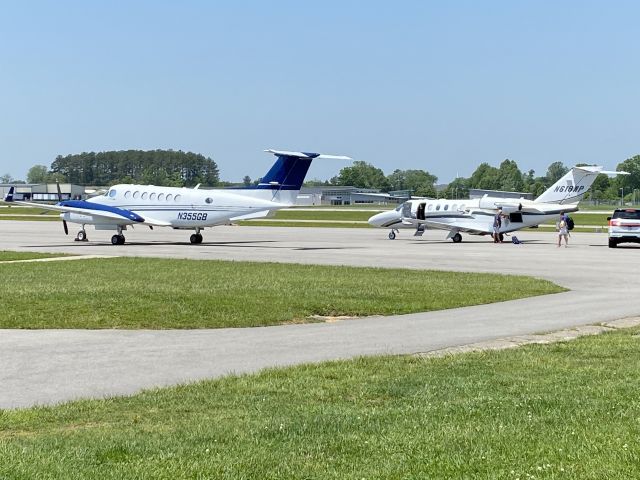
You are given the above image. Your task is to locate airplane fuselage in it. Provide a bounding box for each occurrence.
[68,184,287,229]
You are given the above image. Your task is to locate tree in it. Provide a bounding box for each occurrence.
[468,163,501,190]
[242,175,252,187]
[615,155,640,192]
[331,161,390,190]
[545,162,568,184]
[48,150,219,186]
[497,159,524,192]
[27,165,49,183]
[0,174,13,183]
[442,177,470,199]
[387,169,437,197]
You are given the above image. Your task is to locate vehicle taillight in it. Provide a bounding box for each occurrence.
[610,219,620,227]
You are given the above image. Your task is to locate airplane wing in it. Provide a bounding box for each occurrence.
[420,218,492,235]
[5,198,144,223]
[230,210,273,221]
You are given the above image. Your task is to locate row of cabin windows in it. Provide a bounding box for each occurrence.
[424,203,466,212]
[108,189,214,204]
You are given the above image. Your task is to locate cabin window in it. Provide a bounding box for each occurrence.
[444,204,449,211]
[166,194,173,202]
[109,189,116,198]
[141,192,148,200]
[452,204,458,211]
[124,191,131,199]
[158,193,165,201]
[427,203,434,211]
[460,204,466,211]
[133,191,140,199]
[435,204,441,211]
[150,193,157,200]
[205,197,213,204]
[174,194,181,202]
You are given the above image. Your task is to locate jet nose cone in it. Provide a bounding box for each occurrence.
[367,212,385,227]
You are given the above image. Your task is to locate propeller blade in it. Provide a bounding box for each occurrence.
[62,220,68,235]
[56,182,63,202]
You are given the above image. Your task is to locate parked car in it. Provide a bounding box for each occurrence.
[608,208,640,248]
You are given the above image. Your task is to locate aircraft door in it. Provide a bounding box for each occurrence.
[417,202,426,220]
[509,212,523,223]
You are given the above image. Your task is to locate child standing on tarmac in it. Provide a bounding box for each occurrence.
[557,213,569,247]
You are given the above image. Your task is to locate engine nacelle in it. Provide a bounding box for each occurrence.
[478,196,522,213]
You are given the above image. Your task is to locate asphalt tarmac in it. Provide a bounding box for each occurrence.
[1,221,638,408]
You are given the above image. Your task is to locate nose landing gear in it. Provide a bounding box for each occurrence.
[190,228,203,244]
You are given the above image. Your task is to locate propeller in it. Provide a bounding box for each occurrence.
[56,181,68,235]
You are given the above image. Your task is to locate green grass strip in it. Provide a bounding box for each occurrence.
[0,251,69,262]
[0,258,563,329]
[1,327,638,478]
[237,220,369,228]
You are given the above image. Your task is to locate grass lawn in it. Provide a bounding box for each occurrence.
[237,220,368,228]
[1,327,638,479]
[0,257,563,329]
[0,251,69,262]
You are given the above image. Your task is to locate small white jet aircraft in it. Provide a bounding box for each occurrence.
[370,166,626,243]
[4,149,350,245]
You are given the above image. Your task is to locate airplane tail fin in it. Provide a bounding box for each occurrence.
[244,149,351,204]
[534,166,627,204]
[3,186,15,202]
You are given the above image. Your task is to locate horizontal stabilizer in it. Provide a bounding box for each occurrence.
[264,149,352,161]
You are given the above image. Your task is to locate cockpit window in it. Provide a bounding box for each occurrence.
[395,203,403,212]
[109,189,116,198]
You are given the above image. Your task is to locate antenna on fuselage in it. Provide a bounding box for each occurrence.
[194,184,201,190]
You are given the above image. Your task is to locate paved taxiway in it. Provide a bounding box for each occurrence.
[1,221,638,408]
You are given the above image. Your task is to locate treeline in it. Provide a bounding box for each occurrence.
[14,150,640,202]
[323,155,640,202]
[27,150,219,187]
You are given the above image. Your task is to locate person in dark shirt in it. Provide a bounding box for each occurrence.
[493,208,502,243]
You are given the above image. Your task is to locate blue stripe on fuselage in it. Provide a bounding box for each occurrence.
[59,200,145,222]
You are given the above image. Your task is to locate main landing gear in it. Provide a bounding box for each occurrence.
[111,226,126,245]
[75,228,88,242]
[452,233,462,243]
[190,228,203,244]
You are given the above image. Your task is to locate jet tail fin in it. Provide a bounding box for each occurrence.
[535,166,628,204]
[240,149,351,205]
[255,149,351,192]
[3,186,15,202]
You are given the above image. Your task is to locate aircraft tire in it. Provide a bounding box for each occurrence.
[77,231,86,241]
[190,234,202,244]
[111,235,120,245]
[388,231,396,240]
[452,233,462,243]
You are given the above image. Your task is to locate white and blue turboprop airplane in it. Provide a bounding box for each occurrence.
[370,166,626,243]
[4,149,351,245]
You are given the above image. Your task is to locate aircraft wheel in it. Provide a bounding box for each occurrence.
[388,231,396,240]
[76,230,86,241]
[111,235,120,245]
[190,233,203,244]
[499,233,504,242]
[452,233,462,243]
[119,235,125,245]
[196,233,203,244]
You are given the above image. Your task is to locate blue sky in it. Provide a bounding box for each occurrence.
[1,1,638,184]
